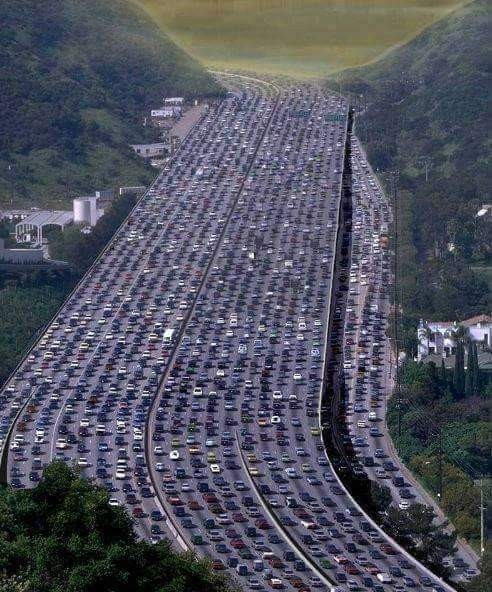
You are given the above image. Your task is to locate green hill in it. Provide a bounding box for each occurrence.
[0,0,222,208]
[337,0,491,325]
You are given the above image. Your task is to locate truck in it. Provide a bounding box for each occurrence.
[376,572,392,584]
[163,328,175,344]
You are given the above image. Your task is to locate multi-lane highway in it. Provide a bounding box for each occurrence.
[334,138,477,580]
[0,75,457,591]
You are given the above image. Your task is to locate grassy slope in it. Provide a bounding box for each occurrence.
[0,0,222,208]
[0,281,71,386]
[337,0,491,323]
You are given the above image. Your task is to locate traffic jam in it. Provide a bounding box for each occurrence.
[0,77,451,592]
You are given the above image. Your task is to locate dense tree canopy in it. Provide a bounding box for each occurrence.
[0,463,229,592]
[337,0,491,323]
[382,504,457,576]
[388,361,491,545]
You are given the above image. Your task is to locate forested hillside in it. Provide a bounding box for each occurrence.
[337,0,491,327]
[0,0,222,207]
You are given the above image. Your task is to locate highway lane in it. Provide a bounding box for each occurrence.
[144,84,345,588]
[144,84,455,591]
[1,76,459,592]
[342,138,478,579]
[3,79,278,547]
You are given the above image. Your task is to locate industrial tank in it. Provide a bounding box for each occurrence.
[73,198,92,224]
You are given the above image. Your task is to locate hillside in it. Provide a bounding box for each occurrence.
[337,0,491,326]
[0,0,222,208]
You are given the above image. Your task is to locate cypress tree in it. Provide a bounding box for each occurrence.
[472,342,481,397]
[440,358,447,387]
[464,340,473,398]
[453,341,465,398]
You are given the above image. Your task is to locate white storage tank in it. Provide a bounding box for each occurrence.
[73,198,92,225]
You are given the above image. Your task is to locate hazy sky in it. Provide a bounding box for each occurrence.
[134,0,464,77]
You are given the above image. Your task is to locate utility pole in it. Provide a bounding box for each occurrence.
[437,428,443,501]
[474,477,488,555]
[8,163,14,205]
[418,156,433,182]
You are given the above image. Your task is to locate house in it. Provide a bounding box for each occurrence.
[417,315,492,361]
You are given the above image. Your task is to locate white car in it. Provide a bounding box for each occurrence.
[169,450,180,461]
[210,464,221,474]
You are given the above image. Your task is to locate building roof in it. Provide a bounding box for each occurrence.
[130,143,166,149]
[421,350,492,371]
[423,314,492,329]
[462,314,492,327]
[16,210,73,228]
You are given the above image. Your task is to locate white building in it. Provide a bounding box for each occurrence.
[15,210,73,244]
[0,238,44,264]
[151,107,180,118]
[417,315,492,360]
[131,143,167,159]
[164,97,184,106]
[119,186,146,197]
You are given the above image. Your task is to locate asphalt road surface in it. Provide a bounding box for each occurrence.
[0,76,460,592]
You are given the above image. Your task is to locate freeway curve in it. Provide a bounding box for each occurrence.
[0,75,456,592]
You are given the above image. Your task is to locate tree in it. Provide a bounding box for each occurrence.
[440,357,447,387]
[471,342,481,397]
[0,463,230,592]
[453,340,465,398]
[467,541,492,592]
[383,504,456,576]
[0,573,30,592]
[465,338,474,398]
[370,481,392,514]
